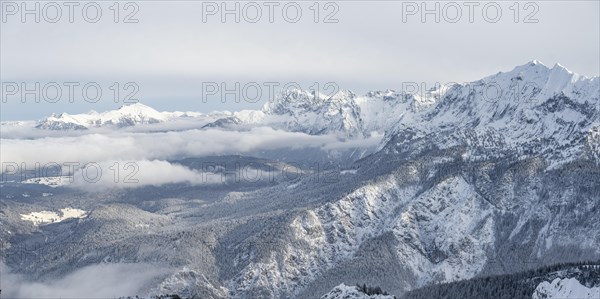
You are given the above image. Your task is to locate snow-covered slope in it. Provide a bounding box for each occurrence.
[211,63,599,299]
[20,208,87,226]
[321,284,395,299]
[213,62,599,298]
[532,278,600,299]
[260,89,365,137]
[22,176,72,187]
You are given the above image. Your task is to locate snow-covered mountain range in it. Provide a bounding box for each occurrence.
[1,61,599,299]
[29,60,598,168]
[33,103,227,130]
[29,61,599,148]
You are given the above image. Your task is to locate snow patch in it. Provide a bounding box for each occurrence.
[532,278,600,299]
[320,284,395,299]
[20,208,87,226]
[22,176,72,187]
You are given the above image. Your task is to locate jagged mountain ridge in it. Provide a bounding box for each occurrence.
[204,88,438,138]
[381,60,600,167]
[226,60,599,144]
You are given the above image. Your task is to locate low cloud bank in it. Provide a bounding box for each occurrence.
[68,160,222,191]
[1,127,382,171]
[1,262,168,298]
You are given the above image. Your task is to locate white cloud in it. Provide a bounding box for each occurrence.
[1,262,169,298]
[68,160,222,191]
[0,127,380,170]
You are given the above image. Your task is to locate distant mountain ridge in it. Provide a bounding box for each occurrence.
[34,103,227,130]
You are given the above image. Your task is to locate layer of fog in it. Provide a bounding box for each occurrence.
[0,262,170,298]
[68,159,224,191]
[1,127,382,169]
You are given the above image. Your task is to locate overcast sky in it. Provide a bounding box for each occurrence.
[1,0,599,120]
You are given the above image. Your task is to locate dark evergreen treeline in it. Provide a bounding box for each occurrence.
[400,260,600,299]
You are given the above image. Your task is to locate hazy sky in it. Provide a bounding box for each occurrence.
[1,0,599,120]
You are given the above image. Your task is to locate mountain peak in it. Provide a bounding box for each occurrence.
[551,62,573,74]
[116,102,157,113]
[529,59,544,66]
[36,102,167,130]
[509,60,582,79]
[509,60,551,73]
